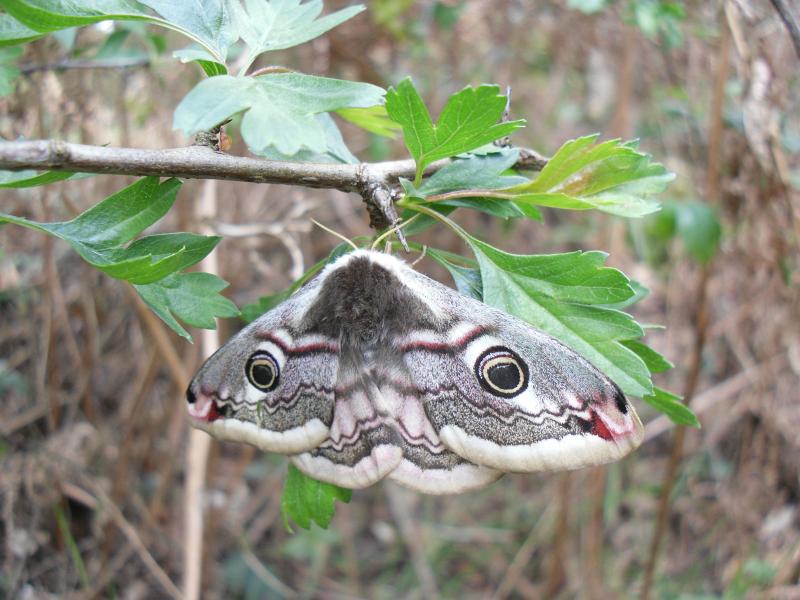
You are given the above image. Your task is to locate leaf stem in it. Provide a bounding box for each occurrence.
[425,189,515,203]
[398,201,471,243]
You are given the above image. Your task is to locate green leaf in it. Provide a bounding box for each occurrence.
[398,150,540,226]
[385,78,525,184]
[620,339,673,373]
[42,177,180,247]
[418,150,536,220]
[506,135,675,217]
[280,464,352,531]
[0,178,223,284]
[0,12,43,46]
[104,233,222,283]
[0,175,236,339]
[1,0,149,31]
[173,73,384,155]
[642,387,700,427]
[596,279,650,310]
[642,200,721,264]
[426,248,482,300]
[173,46,227,75]
[0,169,77,188]
[2,0,234,62]
[254,113,358,164]
[336,105,400,138]
[233,0,365,73]
[417,149,528,195]
[674,201,721,264]
[135,272,239,340]
[138,0,235,61]
[463,236,652,397]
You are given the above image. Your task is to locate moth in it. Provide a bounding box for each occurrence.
[187,249,644,494]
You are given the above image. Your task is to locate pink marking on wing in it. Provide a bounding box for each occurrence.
[255,331,339,354]
[400,326,485,352]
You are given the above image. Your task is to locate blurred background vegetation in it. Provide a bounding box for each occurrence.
[1,1,798,598]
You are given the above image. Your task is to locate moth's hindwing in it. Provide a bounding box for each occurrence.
[291,354,502,494]
[186,249,644,494]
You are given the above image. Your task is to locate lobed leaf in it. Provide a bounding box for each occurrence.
[385,78,525,184]
[280,464,352,531]
[463,236,652,397]
[0,176,234,339]
[233,0,365,72]
[254,113,359,164]
[506,135,675,217]
[135,272,239,340]
[2,0,235,62]
[399,150,539,232]
[426,247,482,300]
[417,149,528,196]
[173,73,384,156]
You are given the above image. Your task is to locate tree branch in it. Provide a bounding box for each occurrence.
[0,139,548,193]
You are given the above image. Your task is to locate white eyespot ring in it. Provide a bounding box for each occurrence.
[245,351,280,391]
[475,346,529,398]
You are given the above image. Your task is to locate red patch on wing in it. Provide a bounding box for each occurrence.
[188,394,223,423]
[590,411,614,441]
[206,402,222,422]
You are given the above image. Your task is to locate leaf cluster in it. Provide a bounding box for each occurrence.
[0,177,238,339]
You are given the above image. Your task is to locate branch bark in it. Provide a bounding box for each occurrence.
[0,139,548,192]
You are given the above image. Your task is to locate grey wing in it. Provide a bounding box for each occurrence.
[396,272,644,473]
[186,282,337,454]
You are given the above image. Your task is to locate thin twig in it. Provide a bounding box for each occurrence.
[20,57,151,74]
[769,0,800,59]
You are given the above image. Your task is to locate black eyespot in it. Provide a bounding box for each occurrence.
[245,351,280,391]
[475,346,529,398]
